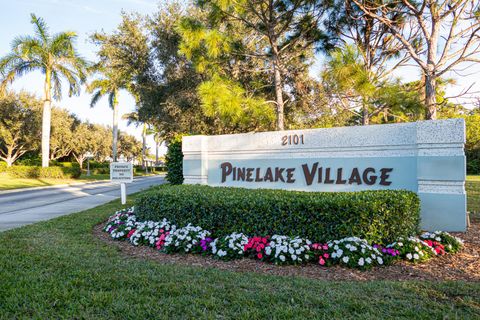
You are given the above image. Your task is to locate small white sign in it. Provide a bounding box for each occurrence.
[110,162,133,183]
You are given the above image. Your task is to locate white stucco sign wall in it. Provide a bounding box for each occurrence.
[182,119,467,231]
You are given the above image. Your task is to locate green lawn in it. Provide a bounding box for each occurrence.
[0,174,87,190]
[467,175,480,214]
[0,192,479,319]
[0,171,164,190]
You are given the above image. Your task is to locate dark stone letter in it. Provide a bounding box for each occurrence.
[336,168,347,184]
[302,162,318,186]
[324,168,334,184]
[348,168,362,185]
[286,168,296,183]
[246,168,254,182]
[264,168,273,182]
[379,168,393,186]
[221,162,232,183]
[255,168,264,182]
[362,167,377,185]
[275,167,285,182]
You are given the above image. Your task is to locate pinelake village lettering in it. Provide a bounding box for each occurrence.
[220,162,393,186]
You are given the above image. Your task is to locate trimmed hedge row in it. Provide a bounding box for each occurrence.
[5,165,81,179]
[135,185,420,244]
[165,135,183,185]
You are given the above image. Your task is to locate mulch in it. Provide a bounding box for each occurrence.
[93,222,480,281]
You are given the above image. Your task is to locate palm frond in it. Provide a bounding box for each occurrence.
[54,64,81,97]
[51,70,62,101]
[108,90,118,109]
[89,90,104,108]
[30,14,50,44]
[50,31,76,56]
[86,78,111,94]
[122,111,140,127]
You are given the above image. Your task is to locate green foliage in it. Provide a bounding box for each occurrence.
[0,91,42,166]
[135,185,420,244]
[0,14,88,97]
[165,135,184,185]
[198,75,275,131]
[5,165,81,179]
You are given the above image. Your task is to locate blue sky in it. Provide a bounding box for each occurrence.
[0,0,478,156]
[0,0,163,155]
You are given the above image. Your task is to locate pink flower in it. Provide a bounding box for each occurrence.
[257,253,263,259]
[126,229,136,239]
[319,258,325,265]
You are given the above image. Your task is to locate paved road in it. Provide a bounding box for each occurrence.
[0,175,165,232]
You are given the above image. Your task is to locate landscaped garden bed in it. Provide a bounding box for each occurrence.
[97,214,478,281]
[100,185,472,279]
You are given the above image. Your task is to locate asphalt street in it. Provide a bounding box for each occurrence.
[0,175,165,232]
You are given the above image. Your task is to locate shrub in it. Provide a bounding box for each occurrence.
[165,135,184,184]
[135,185,420,244]
[6,165,81,179]
[0,162,6,172]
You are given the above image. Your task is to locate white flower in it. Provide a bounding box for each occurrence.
[342,256,349,263]
[365,257,372,264]
[358,258,365,266]
[377,257,383,265]
[279,255,286,262]
[406,253,413,260]
[413,253,419,260]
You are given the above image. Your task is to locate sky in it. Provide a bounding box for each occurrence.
[0,0,479,158]
[0,0,166,157]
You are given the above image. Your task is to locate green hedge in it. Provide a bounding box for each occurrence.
[165,135,184,185]
[135,185,420,244]
[6,165,81,179]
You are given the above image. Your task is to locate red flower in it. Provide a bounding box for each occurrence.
[257,253,263,259]
[127,229,136,239]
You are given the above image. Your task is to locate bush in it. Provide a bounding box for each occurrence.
[467,149,480,174]
[6,165,81,179]
[0,161,6,172]
[135,185,420,244]
[165,135,184,184]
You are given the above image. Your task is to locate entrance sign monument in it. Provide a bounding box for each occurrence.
[110,162,133,205]
[182,119,467,231]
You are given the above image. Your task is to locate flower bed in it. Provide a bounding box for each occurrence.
[103,207,464,270]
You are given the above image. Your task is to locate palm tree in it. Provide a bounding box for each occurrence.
[147,126,164,166]
[87,72,123,162]
[122,111,149,170]
[0,14,88,167]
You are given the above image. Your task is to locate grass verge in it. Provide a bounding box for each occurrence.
[467,175,479,214]
[0,174,83,190]
[0,191,479,319]
[0,172,164,190]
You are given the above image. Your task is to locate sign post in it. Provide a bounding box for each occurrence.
[110,162,133,205]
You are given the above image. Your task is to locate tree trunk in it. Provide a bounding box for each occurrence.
[362,99,369,125]
[112,102,119,162]
[273,60,285,131]
[142,124,146,170]
[425,73,437,120]
[155,141,159,166]
[6,157,13,167]
[42,71,52,168]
